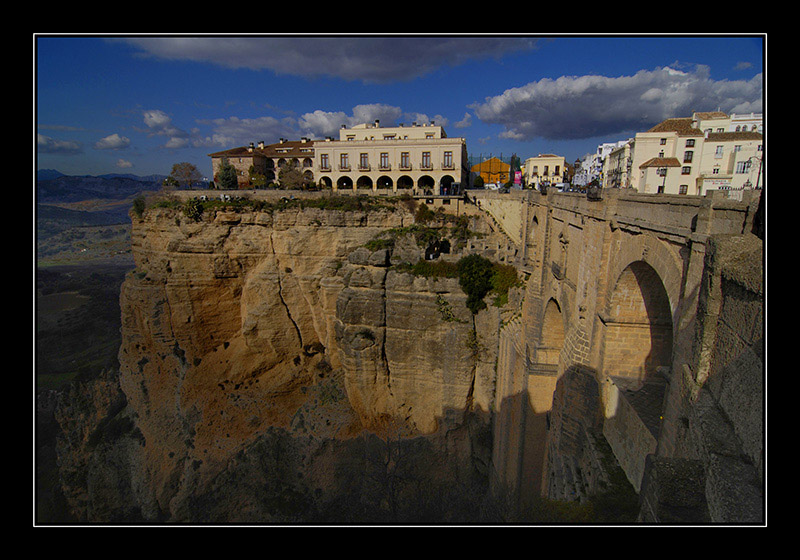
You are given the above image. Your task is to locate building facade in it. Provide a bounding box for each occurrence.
[603,139,634,189]
[314,120,468,194]
[629,112,763,195]
[209,138,316,188]
[471,157,511,187]
[522,154,567,188]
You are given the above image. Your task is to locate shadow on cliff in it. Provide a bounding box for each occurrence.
[490,365,640,524]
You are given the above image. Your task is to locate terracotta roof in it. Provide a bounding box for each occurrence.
[705,131,763,141]
[646,118,704,136]
[693,111,729,120]
[640,157,682,168]
[208,140,315,158]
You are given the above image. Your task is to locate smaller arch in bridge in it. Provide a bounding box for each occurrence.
[529,298,565,376]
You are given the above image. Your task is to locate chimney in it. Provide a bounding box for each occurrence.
[374,119,380,128]
[248,142,254,152]
[258,141,265,149]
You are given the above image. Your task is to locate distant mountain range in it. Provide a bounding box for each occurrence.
[36,169,171,204]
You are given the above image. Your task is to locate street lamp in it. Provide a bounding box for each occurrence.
[747,156,763,189]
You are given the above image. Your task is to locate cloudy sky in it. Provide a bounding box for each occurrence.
[35,34,764,178]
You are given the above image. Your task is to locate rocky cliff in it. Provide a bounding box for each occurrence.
[53,197,516,522]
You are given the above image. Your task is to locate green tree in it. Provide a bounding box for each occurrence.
[278,161,304,190]
[217,158,238,190]
[456,254,495,314]
[249,165,267,189]
[169,162,202,188]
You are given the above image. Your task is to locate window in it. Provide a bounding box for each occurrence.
[660,138,667,145]
[679,185,688,195]
[681,166,691,175]
[421,152,431,169]
[320,153,330,170]
[735,160,752,174]
[380,152,389,169]
[715,146,724,158]
[683,151,693,163]
[359,153,369,170]
[340,153,349,170]
[400,152,410,169]
[554,165,560,176]
[443,151,453,168]
[686,139,695,147]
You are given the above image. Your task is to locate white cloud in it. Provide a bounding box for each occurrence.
[196,115,299,148]
[94,133,130,150]
[37,133,81,154]
[454,113,472,129]
[299,104,403,138]
[116,159,133,168]
[143,109,187,138]
[471,65,763,141]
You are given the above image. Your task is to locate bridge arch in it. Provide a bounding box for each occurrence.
[601,260,673,381]
[539,298,564,368]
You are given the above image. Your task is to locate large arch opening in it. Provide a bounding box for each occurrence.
[602,260,673,381]
[377,175,393,190]
[356,175,373,189]
[397,175,413,189]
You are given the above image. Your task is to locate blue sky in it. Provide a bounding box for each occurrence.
[35,34,764,179]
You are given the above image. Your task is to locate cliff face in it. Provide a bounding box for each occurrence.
[55,201,508,522]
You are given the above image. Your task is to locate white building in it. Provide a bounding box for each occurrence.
[630,111,763,195]
[574,140,630,186]
[314,120,468,194]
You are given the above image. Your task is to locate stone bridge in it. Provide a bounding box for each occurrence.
[473,187,764,523]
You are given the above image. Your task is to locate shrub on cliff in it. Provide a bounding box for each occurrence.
[183,198,204,222]
[457,254,494,314]
[132,196,145,218]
